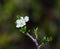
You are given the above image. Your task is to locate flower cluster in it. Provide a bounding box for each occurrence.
[16,16,29,28]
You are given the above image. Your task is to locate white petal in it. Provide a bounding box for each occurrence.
[16,24,20,28]
[20,17,24,20]
[18,19,26,28]
[24,16,29,22]
[16,19,20,24]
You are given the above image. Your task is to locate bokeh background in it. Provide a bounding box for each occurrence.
[0,0,60,49]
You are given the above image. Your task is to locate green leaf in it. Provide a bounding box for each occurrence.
[34,27,41,38]
[39,43,44,48]
[46,37,52,42]
[41,36,52,43]
[19,26,27,34]
[19,29,24,34]
[41,36,47,43]
[28,30,30,32]
[23,26,26,31]
[16,15,20,19]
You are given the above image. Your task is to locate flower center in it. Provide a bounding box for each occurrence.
[20,22,23,25]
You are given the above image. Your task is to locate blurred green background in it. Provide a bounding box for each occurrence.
[0,0,60,49]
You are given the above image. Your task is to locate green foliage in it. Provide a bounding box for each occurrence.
[46,37,52,42]
[39,43,44,48]
[28,30,30,32]
[16,15,21,19]
[41,36,47,43]
[34,27,41,38]
[19,26,26,34]
[41,36,52,43]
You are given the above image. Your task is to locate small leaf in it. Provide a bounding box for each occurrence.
[16,15,20,19]
[19,26,27,34]
[28,30,30,32]
[39,43,44,48]
[23,26,26,31]
[19,29,24,34]
[34,27,41,39]
[41,36,47,43]
[46,37,52,42]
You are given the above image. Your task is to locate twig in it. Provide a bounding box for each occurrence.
[26,33,39,49]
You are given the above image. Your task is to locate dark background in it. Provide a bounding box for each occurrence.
[0,0,60,49]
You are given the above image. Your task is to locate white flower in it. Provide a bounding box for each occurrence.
[16,16,29,28]
[20,17,24,20]
[24,16,29,22]
[16,19,26,28]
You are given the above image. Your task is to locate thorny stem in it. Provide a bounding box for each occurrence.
[26,33,40,49]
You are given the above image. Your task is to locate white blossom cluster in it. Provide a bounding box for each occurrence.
[16,16,29,28]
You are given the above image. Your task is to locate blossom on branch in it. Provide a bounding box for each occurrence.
[16,16,29,28]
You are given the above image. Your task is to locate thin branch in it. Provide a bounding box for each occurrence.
[26,33,39,49]
[26,33,35,41]
[35,39,40,49]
